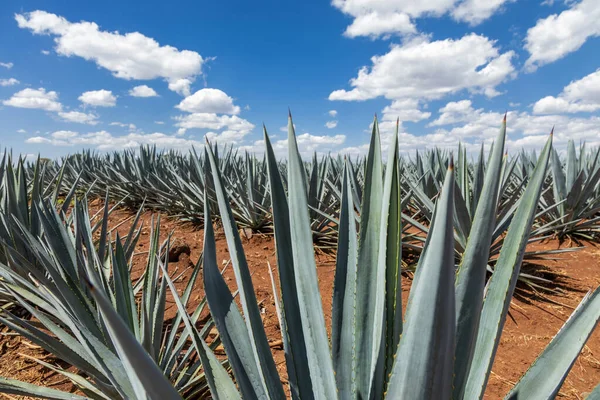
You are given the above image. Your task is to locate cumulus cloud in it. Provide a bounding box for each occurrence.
[16,10,204,94]
[3,88,62,111]
[426,99,600,150]
[26,130,206,150]
[332,0,513,38]
[168,78,193,97]
[0,78,19,86]
[79,90,116,107]
[533,68,600,114]
[174,113,254,140]
[58,110,99,125]
[110,122,137,132]
[240,133,346,157]
[325,120,338,129]
[0,62,13,69]
[328,110,338,117]
[524,0,600,71]
[451,0,515,26]
[329,34,515,102]
[17,129,26,134]
[129,85,158,97]
[176,88,240,114]
[381,99,431,122]
[344,12,416,38]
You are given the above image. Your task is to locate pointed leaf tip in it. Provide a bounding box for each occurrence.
[503,112,507,122]
[550,126,554,136]
[449,154,454,170]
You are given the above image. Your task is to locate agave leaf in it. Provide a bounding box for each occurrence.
[331,160,358,398]
[463,132,553,400]
[263,126,314,400]
[354,117,385,398]
[506,286,600,399]
[551,148,567,220]
[202,190,275,400]
[566,139,577,192]
[205,141,286,400]
[85,278,182,400]
[280,114,338,398]
[386,160,456,399]
[453,117,506,398]
[158,256,241,400]
[0,377,88,400]
[377,124,403,397]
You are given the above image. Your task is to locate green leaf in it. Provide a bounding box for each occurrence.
[331,160,358,398]
[205,140,286,400]
[463,132,553,400]
[387,159,456,399]
[85,278,182,400]
[354,116,385,399]
[0,377,88,400]
[158,255,241,400]
[453,117,507,398]
[263,126,314,400]
[282,113,338,399]
[506,286,600,399]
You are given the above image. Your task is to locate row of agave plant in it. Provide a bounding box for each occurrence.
[21,117,600,294]
[0,115,597,398]
[32,119,600,246]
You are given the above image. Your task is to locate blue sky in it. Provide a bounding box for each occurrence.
[1,0,599,157]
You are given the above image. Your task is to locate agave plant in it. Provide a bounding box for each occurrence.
[0,198,221,399]
[404,122,576,292]
[195,114,600,399]
[539,140,600,242]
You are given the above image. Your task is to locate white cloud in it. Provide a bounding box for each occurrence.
[110,122,137,130]
[344,12,416,38]
[154,121,165,125]
[0,62,13,69]
[425,99,600,150]
[58,110,99,125]
[325,120,338,129]
[240,133,346,157]
[3,88,62,111]
[451,0,515,25]
[533,68,600,114]
[330,34,515,102]
[0,78,19,86]
[79,90,116,107]
[52,130,79,139]
[524,0,600,71]
[429,100,476,126]
[41,50,50,55]
[129,85,158,97]
[328,110,338,117]
[381,99,431,122]
[26,130,207,150]
[16,11,204,93]
[174,113,254,142]
[168,78,193,96]
[17,129,26,134]
[332,0,513,38]
[176,88,240,114]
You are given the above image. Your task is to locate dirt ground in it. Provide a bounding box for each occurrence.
[1,203,599,399]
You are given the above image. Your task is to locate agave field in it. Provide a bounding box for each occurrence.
[0,114,600,399]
